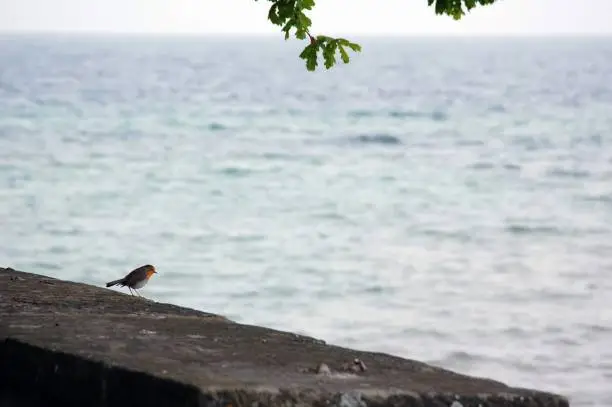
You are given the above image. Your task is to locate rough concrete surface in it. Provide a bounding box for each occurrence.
[0,266,570,407]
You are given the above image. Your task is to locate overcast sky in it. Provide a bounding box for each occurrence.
[0,0,610,35]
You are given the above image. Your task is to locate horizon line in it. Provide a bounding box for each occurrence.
[0,30,610,38]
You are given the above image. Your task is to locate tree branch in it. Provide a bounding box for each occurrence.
[258,0,501,71]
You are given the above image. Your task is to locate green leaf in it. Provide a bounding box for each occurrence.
[323,40,338,69]
[281,18,294,39]
[295,29,307,40]
[338,45,350,64]
[297,12,312,30]
[346,42,361,52]
[298,0,315,10]
[299,43,318,71]
[267,4,281,25]
[298,44,314,60]
[277,1,296,20]
[337,38,360,51]
[435,0,447,14]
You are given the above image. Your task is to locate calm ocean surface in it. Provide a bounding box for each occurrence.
[1,34,611,406]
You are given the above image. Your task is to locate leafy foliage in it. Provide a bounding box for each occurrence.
[428,0,498,20]
[258,0,500,71]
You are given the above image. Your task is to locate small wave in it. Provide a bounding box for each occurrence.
[226,233,266,242]
[207,122,226,131]
[578,323,612,333]
[468,161,521,171]
[388,110,421,118]
[390,110,448,121]
[487,103,506,113]
[49,245,69,255]
[455,139,485,147]
[571,133,602,147]
[44,226,82,237]
[347,110,375,118]
[430,110,447,121]
[310,211,351,222]
[580,193,612,203]
[511,135,553,151]
[428,350,490,366]
[536,287,595,301]
[503,163,521,171]
[348,109,447,121]
[431,351,540,374]
[505,224,561,235]
[361,284,391,294]
[469,161,494,170]
[501,326,531,338]
[419,227,478,242]
[227,289,261,300]
[31,261,62,271]
[350,134,402,145]
[400,327,451,339]
[260,152,301,161]
[218,167,251,177]
[547,167,591,179]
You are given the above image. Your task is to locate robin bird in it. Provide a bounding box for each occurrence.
[105,264,157,297]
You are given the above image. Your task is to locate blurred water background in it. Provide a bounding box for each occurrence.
[1,34,611,406]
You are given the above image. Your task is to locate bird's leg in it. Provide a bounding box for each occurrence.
[128,287,134,296]
[134,289,142,298]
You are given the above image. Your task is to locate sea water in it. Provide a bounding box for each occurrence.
[1,35,611,406]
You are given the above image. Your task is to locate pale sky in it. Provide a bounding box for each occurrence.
[0,0,610,35]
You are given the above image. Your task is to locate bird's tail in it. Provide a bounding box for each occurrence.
[106,278,124,288]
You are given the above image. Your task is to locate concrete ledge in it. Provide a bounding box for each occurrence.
[0,267,569,407]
